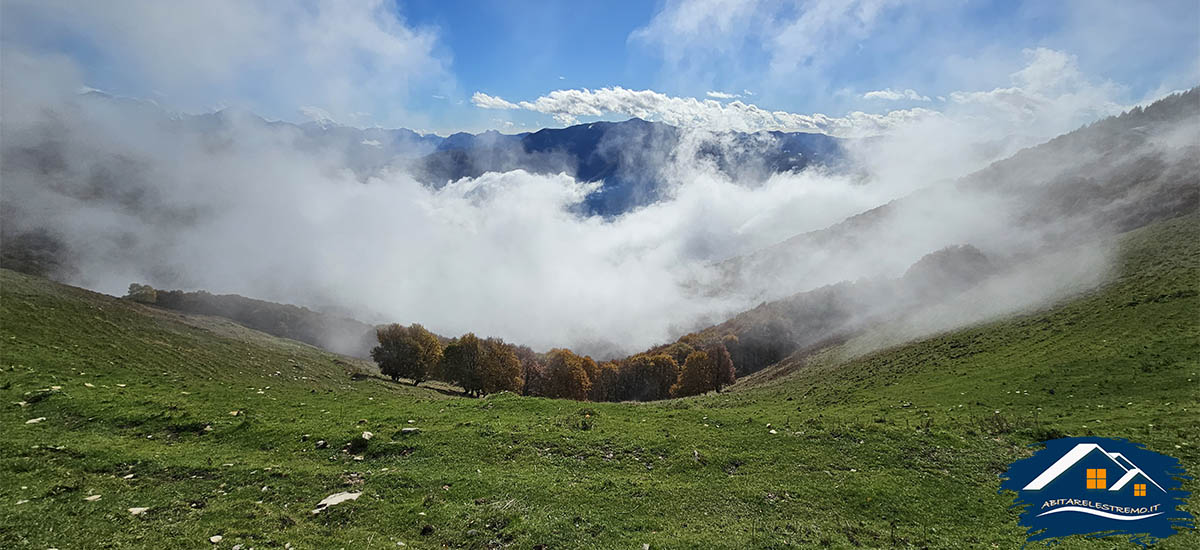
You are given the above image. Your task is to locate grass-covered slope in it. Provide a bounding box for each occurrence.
[2,216,1197,549]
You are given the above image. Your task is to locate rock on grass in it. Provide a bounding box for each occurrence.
[311,491,361,514]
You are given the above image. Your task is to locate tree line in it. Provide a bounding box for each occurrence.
[371,324,736,401]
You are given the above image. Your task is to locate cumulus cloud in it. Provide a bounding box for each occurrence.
[472,86,936,136]
[471,92,520,110]
[706,90,741,99]
[471,45,1136,152]
[863,88,931,101]
[947,48,1127,138]
[0,0,448,126]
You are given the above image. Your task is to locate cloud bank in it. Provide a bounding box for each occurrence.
[472,86,937,137]
[5,53,921,356]
[0,0,448,127]
[471,45,1134,152]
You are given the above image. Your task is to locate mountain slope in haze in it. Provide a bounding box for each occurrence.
[636,87,1199,380]
[717,86,1200,301]
[642,244,998,377]
[126,286,379,358]
[2,215,1196,549]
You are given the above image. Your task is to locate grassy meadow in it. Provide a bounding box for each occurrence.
[2,216,1197,549]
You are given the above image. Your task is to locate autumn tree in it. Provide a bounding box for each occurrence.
[511,344,544,396]
[660,341,697,367]
[590,361,622,402]
[478,337,523,394]
[441,333,484,396]
[544,348,593,400]
[438,334,524,396]
[616,353,679,401]
[671,350,714,397]
[371,323,443,385]
[644,354,681,400]
[708,342,736,392]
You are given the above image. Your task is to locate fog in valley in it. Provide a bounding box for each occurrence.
[2,12,1195,358]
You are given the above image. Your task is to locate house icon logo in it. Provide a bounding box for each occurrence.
[1000,437,1194,545]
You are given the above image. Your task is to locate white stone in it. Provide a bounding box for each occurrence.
[311,491,361,514]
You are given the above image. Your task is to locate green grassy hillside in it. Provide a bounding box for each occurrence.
[2,216,1197,549]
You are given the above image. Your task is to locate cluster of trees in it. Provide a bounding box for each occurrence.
[371,325,522,396]
[370,324,737,401]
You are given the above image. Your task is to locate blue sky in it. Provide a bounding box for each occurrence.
[2,0,1197,135]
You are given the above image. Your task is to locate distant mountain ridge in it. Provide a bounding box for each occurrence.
[410,118,846,215]
[78,92,848,216]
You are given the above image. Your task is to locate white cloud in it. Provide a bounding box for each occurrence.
[300,106,337,125]
[2,40,1171,360]
[947,48,1126,135]
[706,90,741,99]
[361,139,382,147]
[766,0,904,79]
[863,88,930,101]
[474,86,936,136]
[5,61,913,355]
[2,0,448,126]
[632,0,906,89]
[471,46,1133,144]
[471,92,520,110]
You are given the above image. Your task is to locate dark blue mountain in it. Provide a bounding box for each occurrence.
[411,118,847,216]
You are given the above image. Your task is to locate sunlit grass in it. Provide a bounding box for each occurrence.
[2,216,1196,549]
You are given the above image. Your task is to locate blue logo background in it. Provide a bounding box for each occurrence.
[1000,437,1193,546]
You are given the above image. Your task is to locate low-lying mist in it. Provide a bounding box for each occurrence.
[2,51,1193,359]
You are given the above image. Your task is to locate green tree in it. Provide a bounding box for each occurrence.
[370,323,443,385]
[124,283,157,304]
